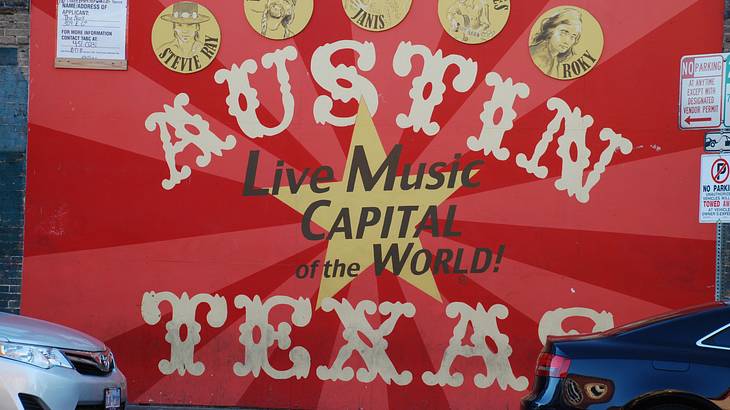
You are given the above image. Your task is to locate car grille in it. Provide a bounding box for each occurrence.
[18,393,47,410]
[19,394,126,410]
[61,349,115,376]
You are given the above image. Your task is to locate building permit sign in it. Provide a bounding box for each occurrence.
[55,0,129,70]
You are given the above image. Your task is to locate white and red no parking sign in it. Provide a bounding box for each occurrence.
[701,154,730,222]
[679,54,724,129]
[711,157,729,183]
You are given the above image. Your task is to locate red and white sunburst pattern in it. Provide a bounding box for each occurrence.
[24,1,720,408]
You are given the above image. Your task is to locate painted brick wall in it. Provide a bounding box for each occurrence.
[0,1,28,78]
[0,0,27,315]
[0,152,25,314]
[0,2,728,311]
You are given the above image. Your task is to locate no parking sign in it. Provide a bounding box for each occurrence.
[701,154,730,222]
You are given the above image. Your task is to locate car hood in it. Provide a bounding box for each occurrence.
[0,313,106,352]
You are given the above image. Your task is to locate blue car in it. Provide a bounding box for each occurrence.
[521,302,730,410]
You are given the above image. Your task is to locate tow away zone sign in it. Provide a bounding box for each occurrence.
[680,54,724,129]
[701,154,730,222]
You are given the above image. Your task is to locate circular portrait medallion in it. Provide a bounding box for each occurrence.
[151,2,221,74]
[342,0,413,32]
[244,0,314,40]
[439,0,511,44]
[528,6,604,80]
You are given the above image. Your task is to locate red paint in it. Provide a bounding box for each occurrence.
[24,1,720,408]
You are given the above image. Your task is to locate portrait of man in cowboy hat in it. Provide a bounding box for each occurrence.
[157,2,210,58]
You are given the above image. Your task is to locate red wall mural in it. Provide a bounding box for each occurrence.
[24,0,721,408]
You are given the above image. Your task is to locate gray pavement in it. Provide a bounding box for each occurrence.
[128,406,263,410]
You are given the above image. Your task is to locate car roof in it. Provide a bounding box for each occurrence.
[607,302,730,343]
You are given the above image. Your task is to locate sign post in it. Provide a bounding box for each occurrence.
[725,57,730,129]
[680,53,730,302]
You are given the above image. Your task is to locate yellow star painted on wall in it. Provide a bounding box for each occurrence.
[275,101,474,307]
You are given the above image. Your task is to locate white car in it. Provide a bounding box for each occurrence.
[0,312,127,409]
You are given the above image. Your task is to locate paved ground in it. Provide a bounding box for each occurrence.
[128,406,261,410]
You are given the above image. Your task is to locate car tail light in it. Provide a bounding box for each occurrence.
[536,352,571,378]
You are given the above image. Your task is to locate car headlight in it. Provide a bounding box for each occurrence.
[0,341,73,369]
